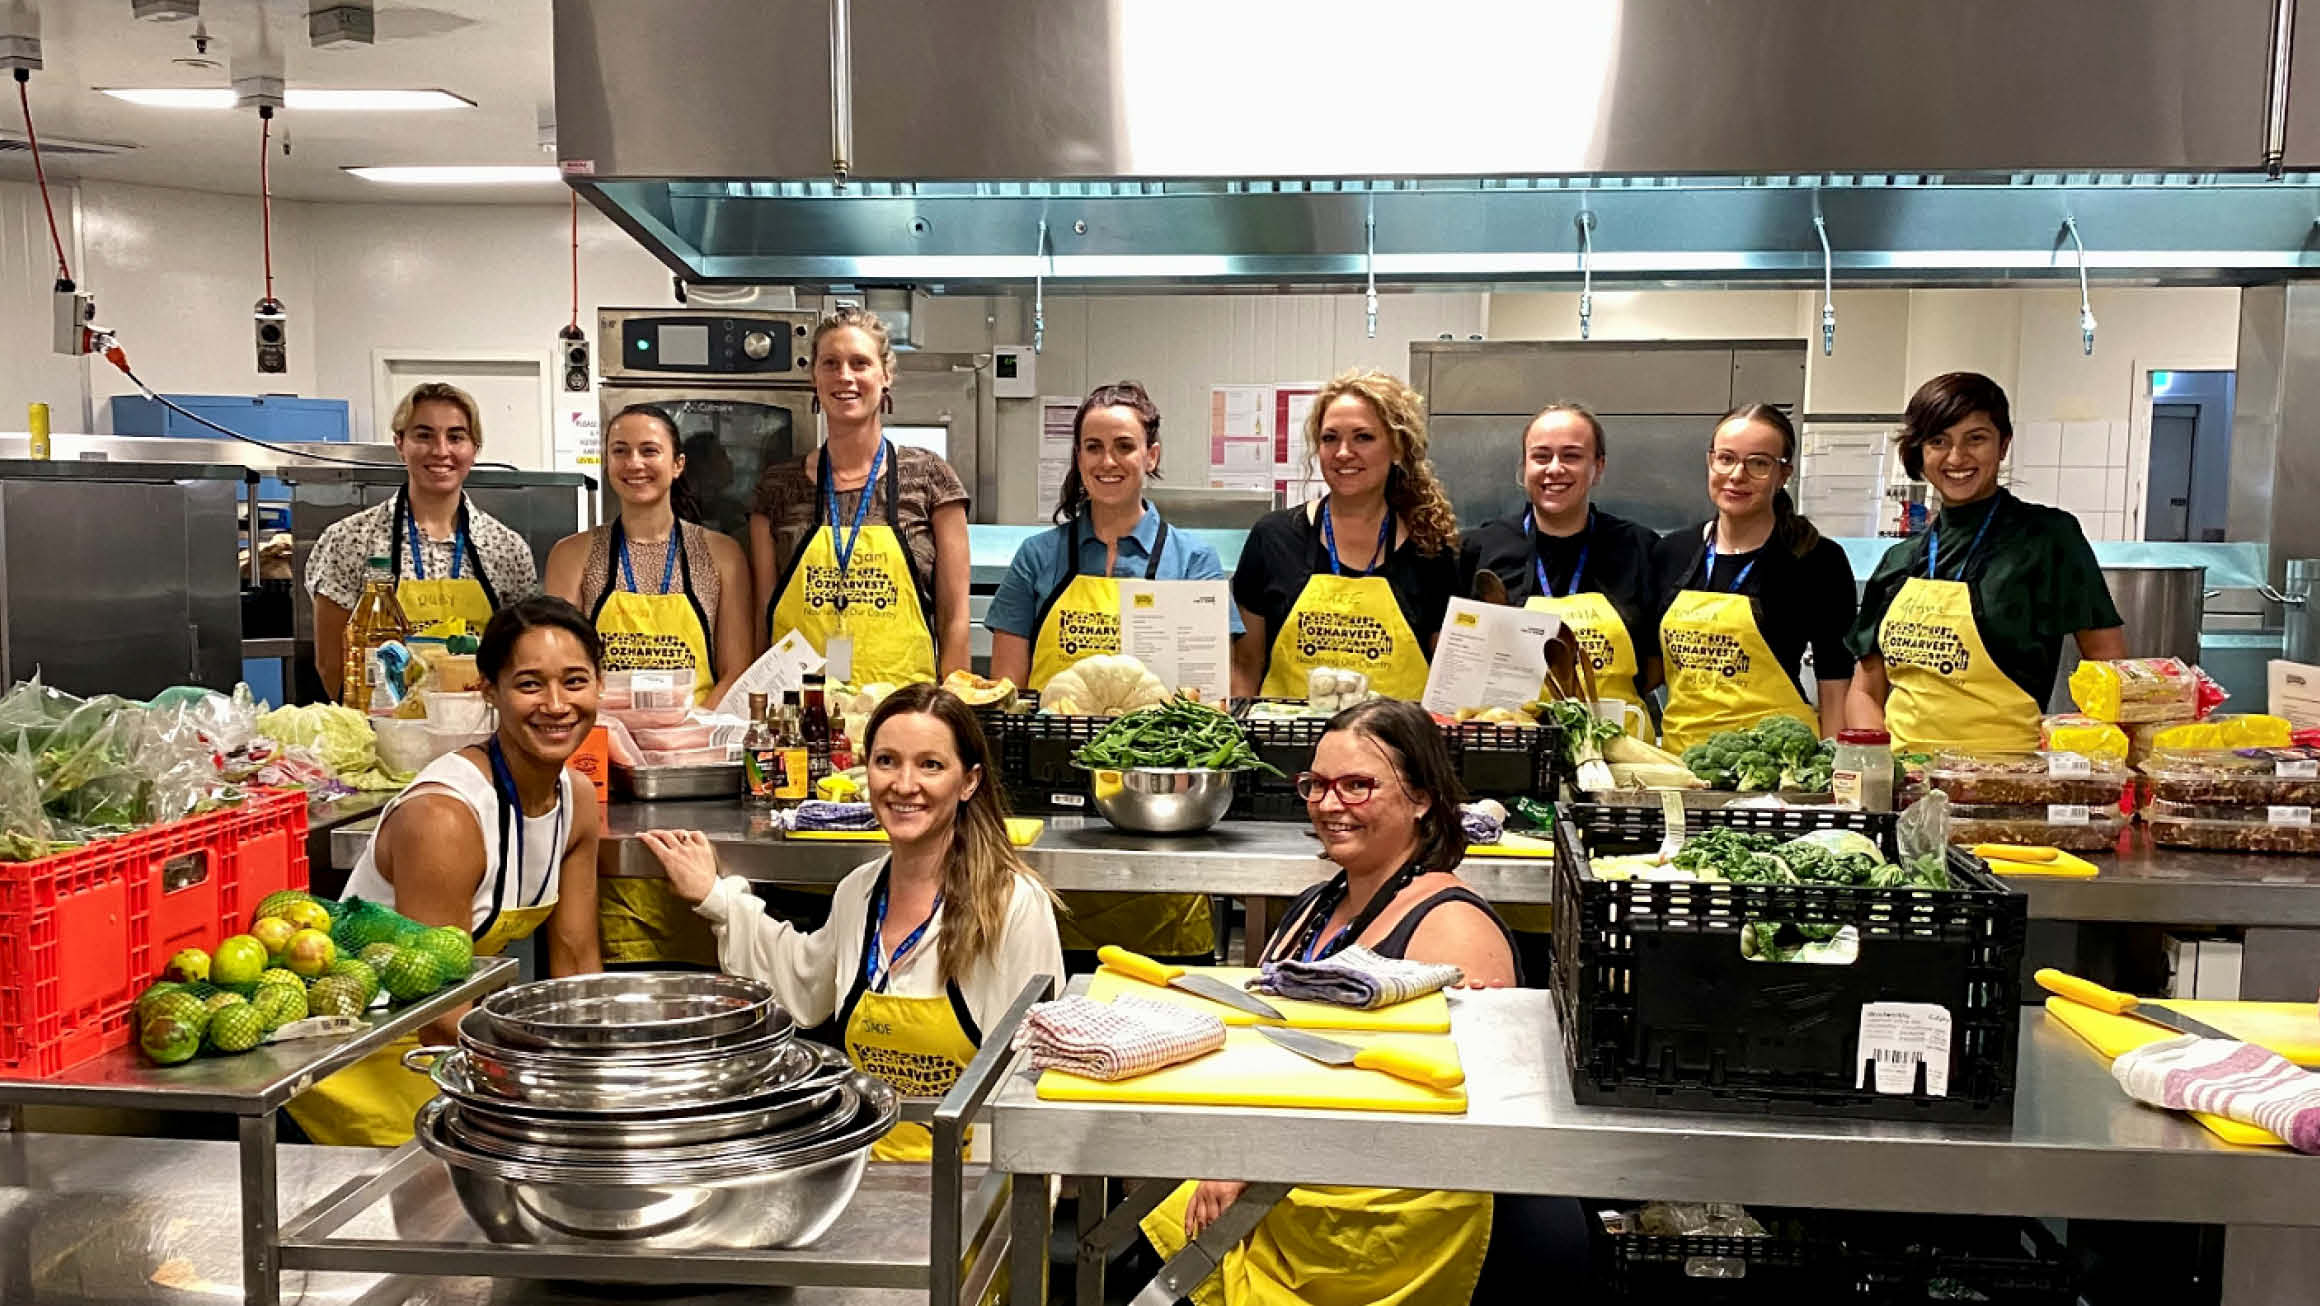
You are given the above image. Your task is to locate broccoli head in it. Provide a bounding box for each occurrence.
[1750,715,1820,766]
[1732,749,1783,791]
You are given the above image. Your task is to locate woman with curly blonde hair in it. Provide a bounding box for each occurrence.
[1230,368,1462,700]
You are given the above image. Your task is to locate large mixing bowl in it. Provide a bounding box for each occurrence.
[457,1005,787,1063]
[476,973,789,1050]
[414,1075,898,1249]
[449,1081,846,1151]
[441,1084,860,1167]
[406,1031,804,1111]
[409,1041,850,1120]
[1083,766,1238,834]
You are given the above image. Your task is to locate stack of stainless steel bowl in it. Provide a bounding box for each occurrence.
[404,973,896,1249]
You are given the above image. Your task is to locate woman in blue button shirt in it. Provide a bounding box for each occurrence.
[986,380,1238,963]
[987,381,1241,691]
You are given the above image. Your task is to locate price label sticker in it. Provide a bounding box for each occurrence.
[2269,805,2313,827]
[2045,752,2092,779]
[1856,1002,1953,1097]
[2047,803,2092,825]
[629,671,676,692]
[2277,758,2319,779]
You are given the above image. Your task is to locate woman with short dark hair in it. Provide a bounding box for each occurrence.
[1848,372,2126,753]
[1142,697,1517,1306]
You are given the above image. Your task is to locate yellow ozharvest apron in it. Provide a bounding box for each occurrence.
[838,865,980,1162]
[1879,505,2041,754]
[285,746,566,1147]
[768,440,939,687]
[1518,509,1646,724]
[1031,517,1214,958]
[390,488,499,630]
[590,518,721,967]
[1658,532,1815,753]
[1143,1182,1491,1306]
[1260,501,1429,702]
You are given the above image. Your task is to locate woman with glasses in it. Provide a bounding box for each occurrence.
[1459,402,1662,727]
[1847,373,2124,754]
[1143,698,1517,1306]
[1651,404,1857,750]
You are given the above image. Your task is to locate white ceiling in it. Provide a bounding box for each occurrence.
[0,0,561,203]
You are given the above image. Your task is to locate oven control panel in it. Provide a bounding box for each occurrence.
[610,313,815,376]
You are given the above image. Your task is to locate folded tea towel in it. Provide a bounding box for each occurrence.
[1012,995,1226,1081]
[1247,945,1464,1009]
[2113,1034,2320,1153]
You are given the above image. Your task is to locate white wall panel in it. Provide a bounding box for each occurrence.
[0,180,90,431]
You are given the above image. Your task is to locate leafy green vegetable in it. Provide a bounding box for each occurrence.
[1072,697,1280,773]
[1680,717,1832,792]
[1668,827,1781,879]
[257,704,382,778]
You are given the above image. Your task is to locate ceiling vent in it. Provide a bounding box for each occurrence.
[0,131,137,157]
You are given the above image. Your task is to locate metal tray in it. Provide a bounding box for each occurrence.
[612,760,744,800]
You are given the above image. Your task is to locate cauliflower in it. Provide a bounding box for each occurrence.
[1039,654,1171,716]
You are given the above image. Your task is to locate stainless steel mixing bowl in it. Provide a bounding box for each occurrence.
[441,1083,859,1167]
[1082,766,1238,834]
[414,1075,898,1249]
[409,1040,851,1120]
[476,972,790,1050]
[457,1004,787,1062]
[406,1033,809,1111]
[448,1081,847,1151]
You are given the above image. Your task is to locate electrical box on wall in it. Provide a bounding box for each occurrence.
[559,325,592,393]
[993,345,1036,399]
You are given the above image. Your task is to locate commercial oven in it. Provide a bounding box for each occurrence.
[596,308,989,539]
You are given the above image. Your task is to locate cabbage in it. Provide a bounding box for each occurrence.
[256,705,381,778]
[1786,828,1886,865]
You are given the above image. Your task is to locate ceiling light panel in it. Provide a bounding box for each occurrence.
[99,87,473,109]
[344,165,563,184]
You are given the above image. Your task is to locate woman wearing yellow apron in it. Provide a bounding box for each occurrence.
[649,683,1063,1162]
[285,598,605,1146]
[548,404,755,969]
[1652,404,1860,752]
[749,305,972,686]
[987,382,1240,963]
[1144,700,1519,1306]
[306,381,536,700]
[1848,373,2127,754]
[1230,369,1461,702]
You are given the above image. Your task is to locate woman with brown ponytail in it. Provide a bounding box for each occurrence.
[1650,404,1857,749]
[1230,369,1462,701]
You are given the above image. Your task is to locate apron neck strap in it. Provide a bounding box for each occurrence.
[1285,860,1427,964]
[862,860,943,993]
[1700,521,1758,594]
[1927,496,2003,581]
[477,737,564,942]
[398,488,469,582]
[1524,506,1593,598]
[612,517,682,596]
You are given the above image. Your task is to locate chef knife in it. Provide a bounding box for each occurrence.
[2034,968,2237,1041]
[1257,1025,1466,1091]
[1098,945,1285,1021]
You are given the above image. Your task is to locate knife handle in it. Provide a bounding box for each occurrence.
[1097,945,1184,986]
[1354,1044,1466,1092]
[2034,968,2138,1015]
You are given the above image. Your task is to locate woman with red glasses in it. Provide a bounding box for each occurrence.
[1141,697,1517,1306]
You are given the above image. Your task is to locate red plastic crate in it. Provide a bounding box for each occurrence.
[0,788,310,1078]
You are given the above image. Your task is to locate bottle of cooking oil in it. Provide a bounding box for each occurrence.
[342,555,412,711]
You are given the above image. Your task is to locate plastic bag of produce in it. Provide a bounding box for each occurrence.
[2136,713,2292,754]
[2067,657,2225,724]
[0,736,54,861]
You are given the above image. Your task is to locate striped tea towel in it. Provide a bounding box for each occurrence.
[2113,1034,2320,1153]
[1247,945,1465,1009]
[1012,995,1225,1081]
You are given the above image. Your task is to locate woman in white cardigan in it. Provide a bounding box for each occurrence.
[645,682,1062,1160]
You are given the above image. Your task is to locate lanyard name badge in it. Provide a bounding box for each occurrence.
[865,878,941,993]
[1525,507,1592,599]
[1321,498,1395,576]
[1700,525,1756,593]
[617,526,680,596]
[403,491,467,582]
[481,737,562,937]
[1926,500,2000,581]
[821,440,888,680]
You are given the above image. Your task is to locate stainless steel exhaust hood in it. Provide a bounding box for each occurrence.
[554,0,2320,289]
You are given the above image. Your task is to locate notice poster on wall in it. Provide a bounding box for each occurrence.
[1039,396,1081,516]
[553,401,600,472]
[1273,383,1325,505]
[1209,384,1275,492]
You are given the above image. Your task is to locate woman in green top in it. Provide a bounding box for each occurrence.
[1847,372,2126,755]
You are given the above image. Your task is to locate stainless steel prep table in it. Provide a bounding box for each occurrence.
[991,985,2320,1306]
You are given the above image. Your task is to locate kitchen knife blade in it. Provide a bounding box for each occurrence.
[2034,968,2236,1041]
[1097,945,1285,1021]
[1257,1025,1465,1091]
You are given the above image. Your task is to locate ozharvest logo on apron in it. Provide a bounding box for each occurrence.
[1656,526,1815,753]
[1029,514,1170,693]
[1665,627,1755,679]
[1259,499,1430,701]
[1879,499,2042,755]
[767,440,938,687]
[1295,608,1397,661]
[591,518,716,694]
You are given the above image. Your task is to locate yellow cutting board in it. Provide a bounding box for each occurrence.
[1036,1026,1467,1113]
[786,818,1044,847]
[2044,997,2293,1147]
[2043,996,2320,1065]
[1084,965,1452,1033]
[1462,834,1558,859]
[1986,850,2101,878]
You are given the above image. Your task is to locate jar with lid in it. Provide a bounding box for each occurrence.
[1832,728,1895,811]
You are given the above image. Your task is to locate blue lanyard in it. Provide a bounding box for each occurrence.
[616,528,680,596]
[865,882,941,993]
[1701,527,1756,593]
[403,494,467,582]
[1926,500,2000,581]
[1524,508,1592,599]
[824,440,888,602]
[1319,499,1394,577]
[486,737,562,911]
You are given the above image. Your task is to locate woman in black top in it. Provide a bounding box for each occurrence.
[1231,369,1462,701]
[1651,404,1857,749]
[1461,403,1662,714]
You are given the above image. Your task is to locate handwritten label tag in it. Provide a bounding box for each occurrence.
[2045,752,2092,779]
[2269,804,2313,827]
[1856,1002,1953,1097]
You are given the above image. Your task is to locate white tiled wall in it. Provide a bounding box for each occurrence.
[2001,418,2134,539]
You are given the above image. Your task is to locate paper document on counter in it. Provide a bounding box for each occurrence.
[713,629,824,716]
[1421,599,1558,715]
[1118,580,1231,704]
[2269,659,2320,727]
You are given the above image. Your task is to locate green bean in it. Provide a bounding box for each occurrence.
[1071,696,1281,774]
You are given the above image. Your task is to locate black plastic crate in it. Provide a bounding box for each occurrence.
[1599,1209,1829,1303]
[1449,720,1564,801]
[1597,1211,2077,1305]
[1228,715,1329,822]
[1551,804,2024,1124]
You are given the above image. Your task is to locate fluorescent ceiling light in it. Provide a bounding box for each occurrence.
[345,165,564,185]
[100,88,474,110]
